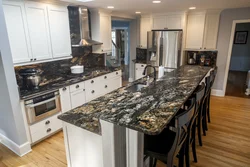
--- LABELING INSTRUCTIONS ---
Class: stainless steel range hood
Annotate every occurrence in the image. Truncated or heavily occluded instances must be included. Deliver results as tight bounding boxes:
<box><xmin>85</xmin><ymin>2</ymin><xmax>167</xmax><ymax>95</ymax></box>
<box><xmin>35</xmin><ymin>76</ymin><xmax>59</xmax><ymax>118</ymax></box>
<box><xmin>71</xmin><ymin>7</ymin><xmax>103</xmax><ymax>47</ymax></box>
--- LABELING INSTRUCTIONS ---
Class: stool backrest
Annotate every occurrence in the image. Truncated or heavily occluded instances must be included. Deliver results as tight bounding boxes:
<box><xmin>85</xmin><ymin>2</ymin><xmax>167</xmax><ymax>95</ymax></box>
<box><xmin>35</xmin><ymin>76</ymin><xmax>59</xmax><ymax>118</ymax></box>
<box><xmin>169</xmin><ymin>98</ymin><xmax>195</xmax><ymax>158</ymax></box>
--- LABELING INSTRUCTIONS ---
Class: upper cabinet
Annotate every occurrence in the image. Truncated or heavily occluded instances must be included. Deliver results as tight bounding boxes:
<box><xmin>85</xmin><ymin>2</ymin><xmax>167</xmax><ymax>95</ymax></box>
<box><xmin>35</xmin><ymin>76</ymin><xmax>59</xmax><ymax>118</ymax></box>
<box><xmin>139</xmin><ymin>16</ymin><xmax>151</xmax><ymax>48</ymax></box>
<box><xmin>47</xmin><ymin>5</ymin><xmax>72</xmax><ymax>58</ymax></box>
<box><xmin>3</xmin><ymin>1</ymin><xmax>72</xmax><ymax>65</ymax></box>
<box><xmin>185</xmin><ymin>10</ymin><xmax>221</xmax><ymax>50</ymax></box>
<box><xmin>91</xmin><ymin>10</ymin><xmax>112</xmax><ymax>53</ymax></box>
<box><xmin>25</xmin><ymin>2</ymin><xmax>52</xmax><ymax>61</ymax></box>
<box><xmin>3</xmin><ymin>1</ymin><xmax>32</xmax><ymax>64</ymax></box>
<box><xmin>152</xmin><ymin>14</ymin><xmax>184</xmax><ymax>30</ymax></box>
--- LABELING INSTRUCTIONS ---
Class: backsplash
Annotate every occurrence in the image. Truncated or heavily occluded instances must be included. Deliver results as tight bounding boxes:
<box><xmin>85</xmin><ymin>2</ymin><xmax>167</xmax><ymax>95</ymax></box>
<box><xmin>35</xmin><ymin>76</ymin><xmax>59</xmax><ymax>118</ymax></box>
<box><xmin>15</xmin><ymin>47</ymin><xmax>105</xmax><ymax>88</ymax></box>
<box><xmin>186</xmin><ymin>51</ymin><xmax>218</xmax><ymax>66</ymax></box>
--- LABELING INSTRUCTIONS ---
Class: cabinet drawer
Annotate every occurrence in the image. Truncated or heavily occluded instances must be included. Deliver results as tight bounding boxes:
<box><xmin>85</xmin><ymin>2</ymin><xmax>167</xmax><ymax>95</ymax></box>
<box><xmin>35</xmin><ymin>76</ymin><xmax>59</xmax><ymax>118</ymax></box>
<box><xmin>29</xmin><ymin>113</ymin><xmax>62</xmax><ymax>143</ymax></box>
<box><xmin>69</xmin><ymin>81</ymin><xmax>85</xmax><ymax>93</ymax></box>
<box><xmin>85</xmin><ymin>77</ymin><xmax>100</xmax><ymax>88</ymax></box>
<box><xmin>103</xmin><ymin>77</ymin><xmax>122</xmax><ymax>94</ymax></box>
<box><xmin>136</xmin><ymin>63</ymin><xmax>146</xmax><ymax>69</ymax></box>
<box><xmin>100</xmin><ymin>70</ymin><xmax>122</xmax><ymax>81</ymax></box>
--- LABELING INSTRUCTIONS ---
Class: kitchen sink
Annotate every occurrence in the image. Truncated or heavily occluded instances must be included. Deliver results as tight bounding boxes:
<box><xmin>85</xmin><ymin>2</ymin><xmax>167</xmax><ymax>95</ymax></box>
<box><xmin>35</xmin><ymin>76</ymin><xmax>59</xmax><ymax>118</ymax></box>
<box><xmin>125</xmin><ymin>83</ymin><xmax>148</xmax><ymax>92</ymax></box>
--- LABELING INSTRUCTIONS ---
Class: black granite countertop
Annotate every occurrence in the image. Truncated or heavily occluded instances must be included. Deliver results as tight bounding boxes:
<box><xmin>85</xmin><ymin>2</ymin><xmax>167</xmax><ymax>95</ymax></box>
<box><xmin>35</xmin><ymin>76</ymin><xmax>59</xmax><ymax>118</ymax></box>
<box><xmin>58</xmin><ymin>65</ymin><xmax>212</xmax><ymax>135</ymax></box>
<box><xmin>20</xmin><ymin>66</ymin><xmax>121</xmax><ymax>100</ymax></box>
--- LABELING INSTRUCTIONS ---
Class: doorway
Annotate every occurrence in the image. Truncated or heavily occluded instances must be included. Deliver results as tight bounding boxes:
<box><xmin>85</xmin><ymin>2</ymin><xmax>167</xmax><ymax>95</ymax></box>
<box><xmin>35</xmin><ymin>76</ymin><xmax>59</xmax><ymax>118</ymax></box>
<box><xmin>225</xmin><ymin>22</ymin><xmax>250</xmax><ymax>98</ymax></box>
<box><xmin>109</xmin><ymin>20</ymin><xmax>130</xmax><ymax>86</ymax></box>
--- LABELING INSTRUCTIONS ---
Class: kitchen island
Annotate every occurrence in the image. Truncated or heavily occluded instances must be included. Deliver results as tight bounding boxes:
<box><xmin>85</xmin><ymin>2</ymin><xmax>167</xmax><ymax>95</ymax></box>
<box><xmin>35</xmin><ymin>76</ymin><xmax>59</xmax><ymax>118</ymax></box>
<box><xmin>58</xmin><ymin>65</ymin><xmax>212</xmax><ymax>167</ymax></box>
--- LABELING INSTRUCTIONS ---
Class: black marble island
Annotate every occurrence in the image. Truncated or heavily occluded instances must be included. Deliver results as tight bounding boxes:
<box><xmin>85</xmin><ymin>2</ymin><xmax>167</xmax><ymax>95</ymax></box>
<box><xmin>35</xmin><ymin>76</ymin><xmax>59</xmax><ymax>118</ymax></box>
<box><xmin>58</xmin><ymin>65</ymin><xmax>212</xmax><ymax>135</ymax></box>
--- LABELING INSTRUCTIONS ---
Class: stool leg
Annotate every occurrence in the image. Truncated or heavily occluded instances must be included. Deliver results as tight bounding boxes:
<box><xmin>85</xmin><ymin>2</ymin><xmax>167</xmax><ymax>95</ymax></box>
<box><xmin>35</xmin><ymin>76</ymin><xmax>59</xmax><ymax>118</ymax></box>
<box><xmin>197</xmin><ymin>115</ymin><xmax>203</xmax><ymax>146</ymax></box>
<box><xmin>207</xmin><ymin>92</ymin><xmax>211</xmax><ymax>123</ymax></box>
<box><xmin>192</xmin><ymin>125</ymin><xmax>198</xmax><ymax>162</ymax></box>
<box><xmin>179</xmin><ymin>145</ymin><xmax>185</xmax><ymax>167</ymax></box>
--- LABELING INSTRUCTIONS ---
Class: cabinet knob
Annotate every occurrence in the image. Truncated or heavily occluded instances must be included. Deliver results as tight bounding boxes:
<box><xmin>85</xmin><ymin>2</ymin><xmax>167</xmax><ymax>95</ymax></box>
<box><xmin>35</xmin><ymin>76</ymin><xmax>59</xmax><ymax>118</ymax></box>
<box><xmin>200</xmin><ymin>47</ymin><xmax>202</xmax><ymax>49</ymax></box>
<box><xmin>105</xmin><ymin>85</ymin><xmax>108</xmax><ymax>88</ymax></box>
<box><xmin>45</xmin><ymin>120</ymin><xmax>50</xmax><ymax>125</ymax></box>
<box><xmin>76</xmin><ymin>85</ymin><xmax>79</xmax><ymax>88</ymax></box>
<box><xmin>47</xmin><ymin>128</ymin><xmax>52</xmax><ymax>133</ymax></box>
<box><xmin>63</xmin><ymin>87</ymin><xmax>67</xmax><ymax>91</ymax></box>
<box><xmin>116</xmin><ymin>72</ymin><xmax>118</xmax><ymax>75</ymax></box>
<box><xmin>141</xmin><ymin>65</ymin><xmax>144</xmax><ymax>67</ymax></box>
<box><xmin>34</xmin><ymin>58</ymin><xmax>37</xmax><ymax>61</ymax></box>
<box><xmin>83</xmin><ymin>89</ymin><xmax>85</xmax><ymax>91</ymax></box>
<box><xmin>91</xmin><ymin>80</ymin><xmax>94</xmax><ymax>84</ymax></box>
<box><xmin>104</xmin><ymin>76</ymin><xmax>107</xmax><ymax>79</ymax></box>
<box><xmin>204</xmin><ymin>47</ymin><xmax>206</xmax><ymax>49</ymax></box>
<box><xmin>91</xmin><ymin>90</ymin><xmax>95</xmax><ymax>94</ymax></box>
<box><xmin>30</xmin><ymin>59</ymin><xmax>33</xmax><ymax>61</ymax></box>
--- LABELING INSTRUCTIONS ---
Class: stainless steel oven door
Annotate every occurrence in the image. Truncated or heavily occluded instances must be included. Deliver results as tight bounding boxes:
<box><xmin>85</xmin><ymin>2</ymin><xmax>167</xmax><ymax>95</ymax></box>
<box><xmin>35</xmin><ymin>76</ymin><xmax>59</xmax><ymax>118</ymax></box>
<box><xmin>25</xmin><ymin>96</ymin><xmax>61</xmax><ymax>124</ymax></box>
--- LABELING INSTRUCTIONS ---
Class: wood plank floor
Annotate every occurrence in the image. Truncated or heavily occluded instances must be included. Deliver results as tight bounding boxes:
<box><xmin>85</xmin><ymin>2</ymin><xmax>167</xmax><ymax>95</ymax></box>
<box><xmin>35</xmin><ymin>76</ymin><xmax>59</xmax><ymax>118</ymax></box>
<box><xmin>1</xmin><ymin>96</ymin><xmax>250</xmax><ymax>167</ymax></box>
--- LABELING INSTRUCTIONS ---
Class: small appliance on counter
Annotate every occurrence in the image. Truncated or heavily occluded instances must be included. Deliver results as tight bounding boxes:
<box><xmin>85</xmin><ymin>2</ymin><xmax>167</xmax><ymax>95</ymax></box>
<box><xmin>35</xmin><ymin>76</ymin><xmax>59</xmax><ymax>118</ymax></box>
<box><xmin>19</xmin><ymin>68</ymin><xmax>41</xmax><ymax>90</ymax></box>
<box><xmin>187</xmin><ymin>52</ymin><xmax>197</xmax><ymax>65</ymax></box>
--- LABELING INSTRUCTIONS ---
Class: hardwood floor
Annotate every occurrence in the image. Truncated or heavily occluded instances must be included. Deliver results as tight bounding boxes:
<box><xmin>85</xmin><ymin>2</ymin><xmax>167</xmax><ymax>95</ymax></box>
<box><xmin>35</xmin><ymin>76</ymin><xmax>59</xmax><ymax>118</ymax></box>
<box><xmin>1</xmin><ymin>96</ymin><xmax>250</xmax><ymax>167</ymax></box>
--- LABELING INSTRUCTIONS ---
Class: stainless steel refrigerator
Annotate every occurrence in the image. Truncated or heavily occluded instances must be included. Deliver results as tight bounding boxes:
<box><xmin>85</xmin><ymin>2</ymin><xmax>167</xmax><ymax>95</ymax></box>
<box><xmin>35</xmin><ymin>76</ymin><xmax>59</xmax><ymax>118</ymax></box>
<box><xmin>147</xmin><ymin>30</ymin><xmax>183</xmax><ymax>69</ymax></box>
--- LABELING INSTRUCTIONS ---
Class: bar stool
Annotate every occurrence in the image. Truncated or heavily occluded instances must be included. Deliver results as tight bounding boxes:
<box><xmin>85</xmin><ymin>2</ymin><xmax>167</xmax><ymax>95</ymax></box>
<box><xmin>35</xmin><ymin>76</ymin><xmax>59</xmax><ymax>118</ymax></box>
<box><xmin>144</xmin><ymin>98</ymin><xmax>195</xmax><ymax>167</ymax></box>
<box><xmin>185</xmin><ymin>83</ymin><xmax>206</xmax><ymax>167</ymax></box>
<box><xmin>207</xmin><ymin>67</ymin><xmax>217</xmax><ymax>123</ymax></box>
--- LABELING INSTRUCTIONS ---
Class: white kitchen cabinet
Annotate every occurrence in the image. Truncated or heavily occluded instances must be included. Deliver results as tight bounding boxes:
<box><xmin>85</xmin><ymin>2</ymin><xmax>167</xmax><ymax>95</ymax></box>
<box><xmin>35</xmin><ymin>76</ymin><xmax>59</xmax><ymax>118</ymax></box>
<box><xmin>185</xmin><ymin>11</ymin><xmax>221</xmax><ymax>50</ymax></box>
<box><xmin>152</xmin><ymin>14</ymin><xmax>183</xmax><ymax>30</ymax></box>
<box><xmin>185</xmin><ymin>13</ymin><xmax>206</xmax><ymax>50</ymax></box>
<box><xmin>47</xmin><ymin>4</ymin><xmax>72</xmax><ymax>58</ymax></box>
<box><xmin>203</xmin><ymin>11</ymin><xmax>220</xmax><ymax>50</ymax></box>
<box><xmin>25</xmin><ymin>2</ymin><xmax>52</xmax><ymax>61</ymax></box>
<box><xmin>135</xmin><ymin>63</ymin><xmax>146</xmax><ymax>80</ymax></box>
<box><xmin>59</xmin><ymin>86</ymin><xmax>72</xmax><ymax>113</ymax></box>
<box><xmin>2</xmin><ymin>1</ymin><xmax>32</xmax><ymax>64</ymax></box>
<box><xmin>91</xmin><ymin>10</ymin><xmax>112</xmax><ymax>53</ymax></box>
<box><xmin>71</xmin><ymin>89</ymin><xmax>86</xmax><ymax>109</ymax></box>
<box><xmin>140</xmin><ymin>16</ymin><xmax>151</xmax><ymax>48</ymax></box>
<box><xmin>85</xmin><ymin>77</ymin><xmax>102</xmax><ymax>102</ymax></box>
<box><xmin>3</xmin><ymin>1</ymin><xmax>72</xmax><ymax>65</ymax></box>
<box><xmin>152</xmin><ymin>16</ymin><xmax>167</xmax><ymax>30</ymax></box>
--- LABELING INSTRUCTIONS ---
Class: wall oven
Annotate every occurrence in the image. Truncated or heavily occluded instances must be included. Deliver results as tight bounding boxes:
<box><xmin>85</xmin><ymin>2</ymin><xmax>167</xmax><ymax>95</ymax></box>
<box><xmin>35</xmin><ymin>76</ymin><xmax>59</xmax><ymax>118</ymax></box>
<box><xmin>25</xmin><ymin>91</ymin><xmax>61</xmax><ymax>124</ymax></box>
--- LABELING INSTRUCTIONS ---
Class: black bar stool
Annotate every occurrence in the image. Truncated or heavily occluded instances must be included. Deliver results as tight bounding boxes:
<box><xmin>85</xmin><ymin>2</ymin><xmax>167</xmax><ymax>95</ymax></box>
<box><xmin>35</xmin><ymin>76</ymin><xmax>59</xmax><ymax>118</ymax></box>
<box><xmin>207</xmin><ymin>67</ymin><xmax>217</xmax><ymax>123</ymax></box>
<box><xmin>185</xmin><ymin>83</ymin><xmax>206</xmax><ymax>167</ymax></box>
<box><xmin>144</xmin><ymin>98</ymin><xmax>195</xmax><ymax>167</ymax></box>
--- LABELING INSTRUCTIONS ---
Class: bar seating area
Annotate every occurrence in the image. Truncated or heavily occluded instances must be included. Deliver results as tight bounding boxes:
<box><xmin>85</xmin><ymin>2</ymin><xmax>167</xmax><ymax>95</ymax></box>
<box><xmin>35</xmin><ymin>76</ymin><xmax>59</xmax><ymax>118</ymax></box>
<box><xmin>144</xmin><ymin>68</ymin><xmax>217</xmax><ymax>167</ymax></box>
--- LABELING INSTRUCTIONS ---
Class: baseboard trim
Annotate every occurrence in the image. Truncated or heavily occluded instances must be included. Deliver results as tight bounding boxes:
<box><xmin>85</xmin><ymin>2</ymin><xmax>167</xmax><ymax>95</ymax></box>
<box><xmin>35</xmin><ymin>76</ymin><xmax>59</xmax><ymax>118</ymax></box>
<box><xmin>211</xmin><ymin>89</ymin><xmax>225</xmax><ymax>97</ymax></box>
<box><xmin>0</xmin><ymin>133</ymin><xmax>31</xmax><ymax>157</ymax></box>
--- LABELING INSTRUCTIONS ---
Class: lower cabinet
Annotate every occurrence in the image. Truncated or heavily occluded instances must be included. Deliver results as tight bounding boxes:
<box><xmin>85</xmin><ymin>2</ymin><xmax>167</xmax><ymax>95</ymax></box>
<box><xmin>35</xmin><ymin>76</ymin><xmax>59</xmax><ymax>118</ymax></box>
<box><xmin>29</xmin><ymin>112</ymin><xmax>62</xmax><ymax>144</ymax></box>
<box><xmin>59</xmin><ymin>70</ymin><xmax>122</xmax><ymax>113</ymax></box>
<box><xmin>71</xmin><ymin>89</ymin><xmax>86</xmax><ymax>109</ymax></box>
<box><xmin>135</xmin><ymin>63</ymin><xmax>146</xmax><ymax>80</ymax></box>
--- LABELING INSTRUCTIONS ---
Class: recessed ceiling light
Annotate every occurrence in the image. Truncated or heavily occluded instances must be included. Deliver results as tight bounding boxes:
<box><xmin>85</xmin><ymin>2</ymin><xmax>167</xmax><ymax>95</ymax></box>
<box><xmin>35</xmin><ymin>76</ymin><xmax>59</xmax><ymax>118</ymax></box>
<box><xmin>152</xmin><ymin>1</ymin><xmax>161</xmax><ymax>3</ymax></box>
<box><xmin>189</xmin><ymin>7</ymin><xmax>196</xmax><ymax>10</ymax></box>
<box><xmin>135</xmin><ymin>11</ymin><xmax>141</xmax><ymax>14</ymax></box>
<box><xmin>107</xmin><ymin>6</ymin><xmax>114</xmax><ymax>9</ymax></box>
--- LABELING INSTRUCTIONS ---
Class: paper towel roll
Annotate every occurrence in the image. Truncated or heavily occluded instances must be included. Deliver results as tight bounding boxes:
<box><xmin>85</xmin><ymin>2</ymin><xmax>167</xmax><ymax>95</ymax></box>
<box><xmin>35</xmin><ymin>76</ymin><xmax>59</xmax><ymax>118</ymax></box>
<box><xmin>158</xmin><ymin>66</ymin><xmax>164</xmax><ymax>79</ymax></box>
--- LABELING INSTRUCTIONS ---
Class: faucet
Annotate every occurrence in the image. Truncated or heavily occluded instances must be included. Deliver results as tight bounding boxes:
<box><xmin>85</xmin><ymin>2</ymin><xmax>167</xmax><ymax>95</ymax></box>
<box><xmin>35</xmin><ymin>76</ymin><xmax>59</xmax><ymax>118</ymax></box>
<box><xmin>142</xmin><ymin>65</ymin><xmax>157</xmax><ymax>81</ymax></box>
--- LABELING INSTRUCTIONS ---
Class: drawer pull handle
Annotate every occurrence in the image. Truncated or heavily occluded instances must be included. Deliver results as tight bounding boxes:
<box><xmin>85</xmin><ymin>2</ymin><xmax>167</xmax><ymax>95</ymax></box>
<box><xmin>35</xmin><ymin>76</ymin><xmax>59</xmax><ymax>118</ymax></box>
<box><xmin>104</xmin><ymin>76</ymin><xmax>107</xmax><ymax>79</ymax></box>
<box><xmin>45</xmin><ymin>120</ymin><xmax>50</xmax><ymax>125</ymax></box>
<box><xmin>76</xmin><ymin>85</ymin><xmax>79</xmax><ymax>88</ymax></box>
<box><xmin>105</xmin><ymin>85</ymin><xmax>108</xmax><ymax>88</ymax></box>
<box><xmin>63</xmin><ymin>87</ymin><xmax>67</xmax><ymax>91</ymax></box>
<box><xmin>47</xmin><ymin>128</ymin><xmax>51</xmax><ymax>133</ymax></box>
<box><xmin>91</xmin><ymin>80</ymin><xmax>94</xmax><ymax>83</ymax></box>
<box><xmin>91</xmin><ymin>90</ymin><xmax>95</xmax><ymax>94</ymax></box>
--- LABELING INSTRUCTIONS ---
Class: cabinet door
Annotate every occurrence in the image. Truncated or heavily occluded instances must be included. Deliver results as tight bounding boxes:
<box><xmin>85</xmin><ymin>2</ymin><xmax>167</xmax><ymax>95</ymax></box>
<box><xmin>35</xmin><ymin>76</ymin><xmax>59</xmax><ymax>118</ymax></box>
<box><xmin>47</xmin><ymin>5</ymin><xmax>72</xmax><ymax>58</ymax></box>
<box><xmin>100</xmin><ymin>14</ymin><xmax>112</xmax><ymax>51</ymax></box>
<box><xmin>59</xmin><ymin>87</ymin><xmax>72</xmax><ymax>113</ymax></box>
<box><xmin>140</xmin><ymin>17</ymin><xmax>151</xmax><ymax>48</ymax></box>
<box><xmin>70</xmin><ymin>90</ymin><xmax>86</xmax><ymax>109</ymax></box>
<box><xmin>3</xmin><ymin>1</ymin><xmax>32</xmax><ymax>64</ymax></box>
<box><xmin>152</xmin><ymin>16</ymin><xmax>167</xmax><ymax>30</ymax></box>
<box><xmin>185</xmin><ymin>13</ymin><xmax>206</xmax><ymax>49</ymax></box>
<box><xmin>25</xmin><ymin>2</ymin><xmax>52</xmax><ymax>61</ymax></box>
<box><xmin>135</xmin><ymin>69</ymin><xmax>145</xmax><ymax>80</ymax></box>
<box><xmin>166</xmin><ymin>15</ymin><xmax>182</xmax><ymax>29</ymax></box>
<box><xmin>203</xmin><ymin>13</ymin><xmax>220</xmax><ymax>50</ymax></box>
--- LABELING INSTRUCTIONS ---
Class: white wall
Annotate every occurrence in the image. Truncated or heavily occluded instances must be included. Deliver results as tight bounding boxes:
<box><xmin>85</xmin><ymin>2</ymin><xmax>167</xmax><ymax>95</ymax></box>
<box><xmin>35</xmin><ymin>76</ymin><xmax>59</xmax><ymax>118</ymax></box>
<box><xmin>214</xmin><ymin>7</ymin><xmax>250</xmax><ymax>90</ymax></box>
<box><xmin>0</xmin><ymin>0</ymin><xmax>31</xmax><ymax>156</ymax></box>
<box><xmin>230</xmin><ymin>23</ymin><xmax>250</xmax><ymax>72</ymax></box>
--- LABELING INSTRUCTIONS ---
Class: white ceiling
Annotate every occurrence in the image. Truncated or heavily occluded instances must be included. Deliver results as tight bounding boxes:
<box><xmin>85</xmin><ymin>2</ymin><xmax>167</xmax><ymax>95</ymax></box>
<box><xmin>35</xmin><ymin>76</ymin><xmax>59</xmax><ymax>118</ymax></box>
<box><xmin>61</xmin><ymin>0</ymin><xmax>250</xmax><ymax>15</ymax></box>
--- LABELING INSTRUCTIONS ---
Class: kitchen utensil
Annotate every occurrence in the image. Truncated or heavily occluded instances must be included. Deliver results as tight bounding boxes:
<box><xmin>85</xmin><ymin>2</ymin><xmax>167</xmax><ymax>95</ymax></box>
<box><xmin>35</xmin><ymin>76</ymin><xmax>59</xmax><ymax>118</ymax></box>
<box><xmin>71</xmin><ymin>65</ymin><xmax>84</xmax><ymax>74</ymax></box>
